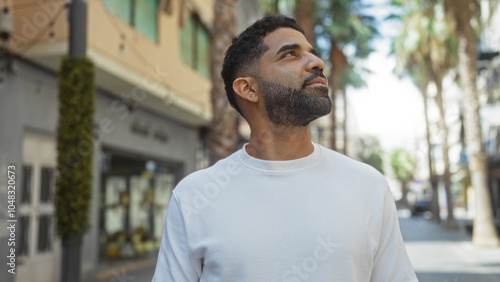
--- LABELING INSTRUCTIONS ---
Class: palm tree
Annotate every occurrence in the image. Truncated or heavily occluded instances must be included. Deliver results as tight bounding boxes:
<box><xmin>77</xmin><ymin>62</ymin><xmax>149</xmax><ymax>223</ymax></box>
<box><xmin>391</xmin><ymin>17</ymin><xmax>438</xmax><ymax>217</ymax></box>
<box><xmin>395</xmin><ymin>66</ymin><xmax>440</xmax><ymax>220</ymax></box>
<box><xmin>340</xmin><ymin>65</ymin><xmax>369</xmax><ymax>156</ymax></box>
<box><xmin>316</xmin><ymin>0</ymin><xmax>377</xmax><ymax>151</ymax></box>
<box><xmin>392</xmin><ymin>0</ymin><xmax>457</xmax><ymax>227</ymax></box>
<box><xmin>420</xmin><ymin>79</ymin><xmax>440</xmax><ymax>221</ymax></box>
<box><xmin>442</xmin><ymin>0</ymin><xmax>500</xmax><ymax>247</ymax></box>
<box><xmin>209</xmin><ymin>0</ymin><xmax>239</xmax><ymax>164</ymax></box>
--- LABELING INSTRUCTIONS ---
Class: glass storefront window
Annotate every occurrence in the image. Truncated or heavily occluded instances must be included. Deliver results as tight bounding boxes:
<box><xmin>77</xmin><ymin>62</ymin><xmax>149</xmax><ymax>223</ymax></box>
<box><xmin>104</xmin><ymin>177</ymin><xmax>126</xmax><ymax>235</ymax></box>
<box><xmin>100</xmin><ymin>151</ymin><xmax>179</xmax><ymax>260</ymax></box>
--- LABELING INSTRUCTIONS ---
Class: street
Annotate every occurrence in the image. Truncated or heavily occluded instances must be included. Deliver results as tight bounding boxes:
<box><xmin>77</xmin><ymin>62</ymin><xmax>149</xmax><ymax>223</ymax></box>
<box><xmin>399</xmin><ymin>210</ymin><xmax>500</xmax><ymax>282</ymax></box>
<box><xmin>98</xmin><ymin>210</ymin><xmax>500</xmax><ymax>282</ymax></box>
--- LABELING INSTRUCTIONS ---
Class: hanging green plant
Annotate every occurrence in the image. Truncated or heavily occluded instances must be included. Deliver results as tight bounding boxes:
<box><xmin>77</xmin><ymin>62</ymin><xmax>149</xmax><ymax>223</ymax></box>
<box><xmin>55</xmin><ymin>56</ymin><xmax>96</xmax><ymax>240</ymax></box>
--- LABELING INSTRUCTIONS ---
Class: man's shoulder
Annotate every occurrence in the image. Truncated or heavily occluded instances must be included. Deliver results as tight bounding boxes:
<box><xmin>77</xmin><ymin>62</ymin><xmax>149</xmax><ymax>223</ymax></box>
<box><xmin>318</xmin><ymin>144</ymin><xmax>387</xmax><ymax>184</ymax></box>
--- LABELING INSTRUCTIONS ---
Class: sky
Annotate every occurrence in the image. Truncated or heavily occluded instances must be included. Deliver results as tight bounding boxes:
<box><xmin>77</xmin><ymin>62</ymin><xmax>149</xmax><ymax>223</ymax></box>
<box><xmin>346</xmin><ymin>0</ymin><xmax>427</xmax><ymax>152</ymax></box>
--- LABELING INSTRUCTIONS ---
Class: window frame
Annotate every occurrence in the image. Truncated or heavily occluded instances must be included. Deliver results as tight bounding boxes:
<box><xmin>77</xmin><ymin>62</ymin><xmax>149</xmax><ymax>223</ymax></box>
<box><xmin>180</xmin><ymin>13</ymin><xmax>211</xmax><ymax>78</ymax></box>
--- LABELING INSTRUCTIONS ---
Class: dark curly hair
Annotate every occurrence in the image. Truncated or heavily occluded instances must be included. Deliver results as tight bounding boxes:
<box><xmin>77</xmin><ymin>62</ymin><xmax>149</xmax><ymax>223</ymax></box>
<box><xmin>221</xmin><ymin>15</ymin><xmax>304</xmax><ymax>116</ymax></box>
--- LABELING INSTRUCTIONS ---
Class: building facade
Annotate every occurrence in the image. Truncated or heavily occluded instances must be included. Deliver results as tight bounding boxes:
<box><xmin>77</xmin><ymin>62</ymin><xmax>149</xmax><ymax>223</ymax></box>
<box><xmin>0</xmin><ymin>0</ymin><xmax>215</xmax><ymax>281</ymax></box>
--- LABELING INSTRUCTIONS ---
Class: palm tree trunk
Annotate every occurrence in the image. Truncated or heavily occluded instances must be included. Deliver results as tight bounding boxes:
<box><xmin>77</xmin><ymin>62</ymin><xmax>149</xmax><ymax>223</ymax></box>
<box><xmin>329</xmin><ymin>84</ymin><xmax>337</xmax><ymax>151</ymax></box>
<box><xmin>295</xmin><ymin>0</ymin><xmax>315</xmax><ymax>44</ymax></box>
<box><xmin>329</xmin><ymin>44</ymin><xmax>338</xmax><ymax>151</ymax></box>
<box><xmin>435</xmin><ymin>79</ymin><xmax>458</xmax><ymax>229</ymax></box>
<box><xmin>458</xmin><ymin>33</ymin><xmax>499</xmax><ymax>246</ymax></box>
<box><xmin>328</xmin><ymin>40</ymin><xmax>348</xmax><ymax>151</ymax></box>
<box><xmin>401</xmin><ymin>180</ymin><xmax>409</xmax><ymax>208</ymax></box>
<box><xmin>342</xmin><ymin>86</ymin><xmax>348</xmax><ymax>156</ymax></box>
<box><xmin>420</xmin><ymin>82</ymin><xmax>440</xmax><ymax>222</ymax></box>
<box><xmin>444</xmin><ymin>0</ymin><xmax>499</xmax><ymax>247</ymax></box>
<box><xmin>209</xmin><ymin>0</ymin><xmax>239</xmax><ymax>164</ymax></box>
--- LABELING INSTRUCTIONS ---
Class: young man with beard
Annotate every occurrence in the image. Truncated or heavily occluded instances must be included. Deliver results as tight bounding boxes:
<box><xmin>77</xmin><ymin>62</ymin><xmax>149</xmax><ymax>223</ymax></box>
<box><xmin>152</xmin><ymin>15</ymin><xmax>417</xmax><ymax>282</ymax></box>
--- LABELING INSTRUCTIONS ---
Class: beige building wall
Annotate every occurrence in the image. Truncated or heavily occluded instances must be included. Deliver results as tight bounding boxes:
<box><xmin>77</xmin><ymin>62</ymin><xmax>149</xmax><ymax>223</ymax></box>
<box><xmin>11</xmin><ymin>0</ymin><xmax>214</xmax><ymax>125</ymax></box>
<box><xmin>4</xmin><ymin>1</ymin><xmax>216</xmax><ymax>280</ymax></box>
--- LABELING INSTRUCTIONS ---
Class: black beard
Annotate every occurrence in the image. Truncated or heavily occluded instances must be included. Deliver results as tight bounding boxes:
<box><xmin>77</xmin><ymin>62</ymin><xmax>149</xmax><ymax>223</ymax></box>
<box><xmin>258</xmin><ymin>77</ymin><xmax>332</xmax><ymax>127</ymax></box>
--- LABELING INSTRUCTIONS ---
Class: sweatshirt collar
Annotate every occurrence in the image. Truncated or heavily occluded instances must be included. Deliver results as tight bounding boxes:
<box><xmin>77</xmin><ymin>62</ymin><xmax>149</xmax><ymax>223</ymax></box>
<box><xmin>238</xmin><ymin>142</ymin><xmax>322</xmax><ymax>173</ymax></box>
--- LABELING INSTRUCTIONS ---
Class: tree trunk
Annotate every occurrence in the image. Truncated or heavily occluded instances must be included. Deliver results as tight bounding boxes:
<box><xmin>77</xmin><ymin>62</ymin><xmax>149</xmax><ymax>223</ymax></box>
<box><xmin>458</xmin><ymin>33</ymin><xmax>499</xmax><ymax>246</ymax></box>
<box><xmin>329</xmin><ymin>46</ymin><xmax>338</xmax><ymax>151</ymax></box>
<box><xmin>209</xmin><ymin>0</ymin><xmax>239</xmax><ymax>164</ymax></box>
<box><xmin>420</xmin><ymin>82</ymin><xmax>440</xmax><ymax>222</ymax></box>
<box><xmin>328</xmin><ymin>40</ymin><xmax>348</xmax><ymax>151</ymax></box>
<box><xmin>401</xmin><ymin>180</ymin><xmax>409</xmax><ymax>208</ymax></box>
<box><xmin>435</xmin><ymin>79</ymin><xmax>458</xmax><ymax>229</ymax></box>
<box><xmin>295</xmin><ymin>0</ymin><xmax>315</xmax><ymax>45</ymax></box>
<box><xmin>444</xmin><ymin>0</ymin><xmax>499</xmax><ymax>247</ymax></box>
<box><xmin>342</xmin><ymin>87</ymin><xmax>348</xmax><ymax>156</ymax></box>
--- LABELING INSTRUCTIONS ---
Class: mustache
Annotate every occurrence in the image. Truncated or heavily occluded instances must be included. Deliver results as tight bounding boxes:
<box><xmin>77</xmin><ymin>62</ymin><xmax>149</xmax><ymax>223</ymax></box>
<box><xmin>302</xmin><ymin>70</ymin><xmax>327</xmax><ymax>88</ymax></box>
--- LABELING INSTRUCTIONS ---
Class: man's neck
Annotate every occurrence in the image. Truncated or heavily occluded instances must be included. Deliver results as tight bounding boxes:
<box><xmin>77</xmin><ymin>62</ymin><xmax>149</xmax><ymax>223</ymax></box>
<box><xmin>245</xmin><ymin>125</ymin><xmax>313</xmax><ymax>161</ymax></box>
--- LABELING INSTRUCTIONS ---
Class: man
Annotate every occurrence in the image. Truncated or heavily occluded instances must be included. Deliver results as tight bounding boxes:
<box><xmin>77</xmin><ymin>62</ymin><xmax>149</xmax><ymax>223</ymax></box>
<box><xmin>152</xmin><ymin>15</ymin><xmax>417</xmax><ymax>281</ymax></box>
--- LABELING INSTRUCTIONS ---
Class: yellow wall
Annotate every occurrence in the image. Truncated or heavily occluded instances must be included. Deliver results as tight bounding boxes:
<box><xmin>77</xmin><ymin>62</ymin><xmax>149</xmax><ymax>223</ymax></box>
<box><xmin>11</xmin><ymin>0</ymin><xmax>214</xmax><ymax>118</ymax></box>
<box><xmin>11</xmin><ymin>0</ymin><xmax>68</xmax><ymax>47</ymax></box>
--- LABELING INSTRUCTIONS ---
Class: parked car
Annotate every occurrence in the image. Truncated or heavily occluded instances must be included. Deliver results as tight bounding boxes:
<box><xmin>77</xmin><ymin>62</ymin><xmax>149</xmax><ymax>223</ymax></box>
<box><xmin>408</xmin><ymin>188</ymin><xmax>432</xmax><ymax>216</ymax></box>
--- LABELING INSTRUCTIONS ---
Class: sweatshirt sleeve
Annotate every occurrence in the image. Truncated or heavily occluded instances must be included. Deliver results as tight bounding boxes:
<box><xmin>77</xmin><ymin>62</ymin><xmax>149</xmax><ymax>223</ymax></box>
<box><xmin>370</xmin><ymin>187</ymin><xmax>418</xmax><ymax>282</ymax></box>
<box><xmin>152</xmin><ymin>192</ymin><xmax>202</xmax><ymax>282</ymax></box>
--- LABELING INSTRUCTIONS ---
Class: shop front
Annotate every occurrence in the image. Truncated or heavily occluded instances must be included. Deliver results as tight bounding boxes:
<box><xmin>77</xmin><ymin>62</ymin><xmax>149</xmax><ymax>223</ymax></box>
<box><xmin>98</xmin><ymin>149</ymin><xmax>182</xmax><ymax>260</ymax></box>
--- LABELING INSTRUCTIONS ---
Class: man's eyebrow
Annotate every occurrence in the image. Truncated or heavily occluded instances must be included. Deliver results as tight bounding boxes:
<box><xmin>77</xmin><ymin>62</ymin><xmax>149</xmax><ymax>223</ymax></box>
<box><xmin>275</xmin><ymin>43</ymin><xmax>300</xmax><ymax>57</ymax></box>
<box><xmin>274</xmin><ymin>43</ymin><xmax>320</xmax><ymax>58</ymax></box>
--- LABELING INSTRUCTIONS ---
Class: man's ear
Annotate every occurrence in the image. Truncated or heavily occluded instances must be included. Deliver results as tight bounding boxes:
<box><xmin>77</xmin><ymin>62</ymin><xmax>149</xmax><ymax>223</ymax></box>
<box><xmin>233</xmin><ymin>77</ymin><xmax>259</xmax><ymax>103</ymax></box>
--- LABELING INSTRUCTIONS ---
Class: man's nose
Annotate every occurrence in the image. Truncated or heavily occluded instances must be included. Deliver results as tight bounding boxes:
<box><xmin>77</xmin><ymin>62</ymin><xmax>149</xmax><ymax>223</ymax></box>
<box><xmin>305</xmin><ymin>53</ymin><xmax>325</xmax><ymax>72</ymax></box>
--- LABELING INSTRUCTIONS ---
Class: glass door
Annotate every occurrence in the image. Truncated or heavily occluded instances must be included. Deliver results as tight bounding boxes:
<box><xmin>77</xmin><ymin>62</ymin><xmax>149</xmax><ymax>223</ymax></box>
<box><xmin>18</xmin><ymin>133</ymin><xmax>60</xmax><ymax>282</ymax></box>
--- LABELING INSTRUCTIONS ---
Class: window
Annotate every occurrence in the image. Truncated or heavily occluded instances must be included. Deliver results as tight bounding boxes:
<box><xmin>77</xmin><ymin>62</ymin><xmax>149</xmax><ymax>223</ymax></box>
<box><xmin>21</xmin><ymin>165</ymin><xmax>32</xmax><ymax>204</ymax></box>
<box><xmin>37</xmin><ymin>216</ymin><xmax>52</xmax><ymax>252</ymax></box>
<box><xmin>103</xmin><ymin>0</ymin><xmax>158</xmax><ymax>42</ymax></box>
<box><xmin>40</xmin><ymin>167</ymin><xmax>54</xmax><ymax>203</ymax></box>
<box><xmin>18</xmin><ymin>216</ymin><xmax>29</xmax><ymax>256</ymax></box>
<box><xmin>180</xmin><ymin>14</ymin><xmax>210</xmax><ymax>78</ymax></box>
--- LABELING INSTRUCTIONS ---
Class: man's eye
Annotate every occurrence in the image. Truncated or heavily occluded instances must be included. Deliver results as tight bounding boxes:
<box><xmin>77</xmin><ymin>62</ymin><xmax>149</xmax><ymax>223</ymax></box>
<box><xmin>282</xmin><ymin>51</ymin><xmax>295</xmax><ymax>58</ymax></box>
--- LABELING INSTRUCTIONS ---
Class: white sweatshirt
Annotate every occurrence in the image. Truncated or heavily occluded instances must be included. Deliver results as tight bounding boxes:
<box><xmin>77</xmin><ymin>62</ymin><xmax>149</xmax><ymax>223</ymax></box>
<box><xmin>152</xmin><ymin>143</ymin><xmax>418</xmax><ymax>282</ymax></box>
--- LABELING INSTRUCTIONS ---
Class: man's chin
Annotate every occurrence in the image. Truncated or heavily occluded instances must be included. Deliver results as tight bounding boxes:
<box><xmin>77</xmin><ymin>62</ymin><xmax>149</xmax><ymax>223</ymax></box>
<box><xmin>304</xmin><ymin>86</ymin><xmax>329</xmax><ymax>96</ymax></box>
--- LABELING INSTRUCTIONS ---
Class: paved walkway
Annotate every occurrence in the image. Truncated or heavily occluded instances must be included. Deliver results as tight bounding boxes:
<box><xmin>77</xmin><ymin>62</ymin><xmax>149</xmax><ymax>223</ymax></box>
<box><xmin>94</xmin><ymin>210</ymin><xmax>500</xmax><ymax>282</ymax></box>
<box><xmin>399</xmin><ymin>209</ymin><xmax>500</xmax><ymax>282</ymax></box>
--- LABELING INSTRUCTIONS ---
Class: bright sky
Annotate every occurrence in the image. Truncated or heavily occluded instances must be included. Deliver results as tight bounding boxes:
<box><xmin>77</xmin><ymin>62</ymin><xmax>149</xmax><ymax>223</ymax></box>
<box><xmin>347</xmin><ymin>0</ymin><xmax>426</xmax><ymax>152</ymax></box>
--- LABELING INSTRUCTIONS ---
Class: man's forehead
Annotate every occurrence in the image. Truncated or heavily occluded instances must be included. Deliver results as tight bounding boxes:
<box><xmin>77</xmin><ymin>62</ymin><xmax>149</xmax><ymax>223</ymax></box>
<box><xmin>262</xmin><ymin>27</ymin><xmax>310</xmax><ymax>54</ymax></box>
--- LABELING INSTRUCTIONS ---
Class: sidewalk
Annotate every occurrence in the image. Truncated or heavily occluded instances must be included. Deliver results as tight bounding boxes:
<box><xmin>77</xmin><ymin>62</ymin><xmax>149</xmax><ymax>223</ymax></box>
<box><xmin>398</xmin><ymin>209</ymin><xmax>500</xmax><ymax>282</ymax></box>
<box><xmin>96</xmin><ymin>210</ymin><xmax>500</xmax><ymax>282</ymax></box>
<box><xmin>82</xmin><ymin>255</ymin><xmax>156</xmax><ymax>282</ymax></box>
